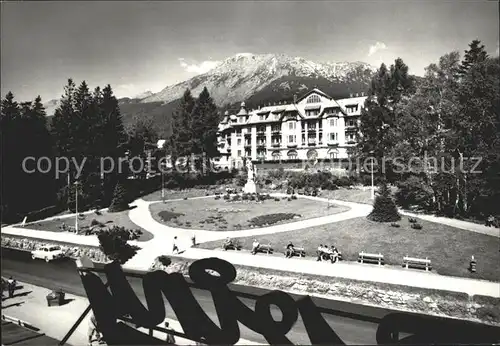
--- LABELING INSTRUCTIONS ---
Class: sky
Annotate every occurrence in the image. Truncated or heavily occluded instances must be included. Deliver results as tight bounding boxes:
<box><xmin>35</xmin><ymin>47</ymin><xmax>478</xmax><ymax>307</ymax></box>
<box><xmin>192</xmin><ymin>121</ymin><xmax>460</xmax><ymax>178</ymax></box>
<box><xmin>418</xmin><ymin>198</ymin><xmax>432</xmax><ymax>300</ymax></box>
<box><xmin>1</xmin><ymin>0</ymin><xmax>499</xmax><ymax>102</ymax></box>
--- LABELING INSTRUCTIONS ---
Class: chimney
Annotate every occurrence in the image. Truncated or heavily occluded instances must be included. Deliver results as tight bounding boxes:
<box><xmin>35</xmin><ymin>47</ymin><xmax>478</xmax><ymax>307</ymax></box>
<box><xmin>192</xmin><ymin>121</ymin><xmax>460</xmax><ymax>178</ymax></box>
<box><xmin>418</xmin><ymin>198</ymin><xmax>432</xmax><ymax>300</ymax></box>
<box><xmin>349</xmin><ymin>93</ymin><xmax>353</xmax><ymax>98</ymax></box>
<box><xmin>355</xmin><ymin>93</ymin><xmax>359</xmax><ymax>97</ymax></box>
<box><xmin>361</xmin><ymin>92</ymin><xmax>365</xmax><ymax>96</ymax></box>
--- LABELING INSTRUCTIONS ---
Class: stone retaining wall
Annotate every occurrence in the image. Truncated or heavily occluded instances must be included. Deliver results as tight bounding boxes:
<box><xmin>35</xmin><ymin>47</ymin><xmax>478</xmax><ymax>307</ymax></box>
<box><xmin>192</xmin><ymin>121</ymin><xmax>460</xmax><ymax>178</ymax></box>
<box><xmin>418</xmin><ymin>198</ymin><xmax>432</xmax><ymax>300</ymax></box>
<box><xmin>151</xmin><ymin>256</ymin><xmax>500</xmax><ymax>326</ymax></box>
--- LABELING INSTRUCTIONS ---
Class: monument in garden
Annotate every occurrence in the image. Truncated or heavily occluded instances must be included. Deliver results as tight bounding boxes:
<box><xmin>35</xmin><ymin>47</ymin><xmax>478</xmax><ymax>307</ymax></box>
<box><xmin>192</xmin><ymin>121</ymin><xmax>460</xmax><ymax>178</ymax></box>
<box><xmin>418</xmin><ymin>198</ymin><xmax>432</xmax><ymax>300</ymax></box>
<box><xmin>243</xmin><ymin>158</ymin><xmax>258</xmax><ymax>194</ymax></box>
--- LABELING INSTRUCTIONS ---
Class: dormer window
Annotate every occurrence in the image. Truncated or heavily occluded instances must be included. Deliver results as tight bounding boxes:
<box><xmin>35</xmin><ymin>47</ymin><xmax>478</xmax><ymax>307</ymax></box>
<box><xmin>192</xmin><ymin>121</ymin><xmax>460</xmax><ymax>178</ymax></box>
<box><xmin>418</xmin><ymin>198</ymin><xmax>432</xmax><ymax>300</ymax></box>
<box><xmin>259</xmin><ymin>115</ymin><xmax>264</xmax><ymax>121</ymax></box>
<box><xmin>307</xmin><ymin>95</ymin><xmax>321</xmax><ymax>104</ymax></box>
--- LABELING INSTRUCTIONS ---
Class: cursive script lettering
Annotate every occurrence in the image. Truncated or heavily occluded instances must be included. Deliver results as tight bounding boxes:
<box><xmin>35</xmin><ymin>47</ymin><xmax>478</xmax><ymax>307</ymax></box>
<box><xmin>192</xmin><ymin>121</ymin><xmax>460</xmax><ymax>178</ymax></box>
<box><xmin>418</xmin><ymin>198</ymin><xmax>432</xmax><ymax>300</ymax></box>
<box><xmin>78</xmin><ymin>257</ymin><xmax>500</xmax><ymax>345</ymax></box>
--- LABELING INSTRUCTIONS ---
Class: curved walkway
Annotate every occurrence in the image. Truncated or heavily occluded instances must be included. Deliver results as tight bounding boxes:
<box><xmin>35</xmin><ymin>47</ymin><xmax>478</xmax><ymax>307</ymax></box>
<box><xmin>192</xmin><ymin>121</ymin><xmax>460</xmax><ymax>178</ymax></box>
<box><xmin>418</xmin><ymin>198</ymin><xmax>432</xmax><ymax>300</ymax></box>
<box><xmin>124</xmin><ymin>194</ymin><xmax>370</xmax><ymax>269</ymax></box>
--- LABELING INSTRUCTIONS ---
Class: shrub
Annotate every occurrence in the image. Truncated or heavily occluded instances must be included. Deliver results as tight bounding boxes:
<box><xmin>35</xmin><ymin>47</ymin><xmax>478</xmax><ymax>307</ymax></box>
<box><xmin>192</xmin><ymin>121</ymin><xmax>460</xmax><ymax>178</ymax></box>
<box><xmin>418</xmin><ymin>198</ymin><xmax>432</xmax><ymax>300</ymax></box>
<box><xmin>274</xmin><ymin>198</ymin><xmax>280</xmax><ymax>202</ymax></box>
<box><xmin>395</xmin><ymin>176</ymin><xmax>434</xmax><ymax>211</ymax></box>
<box><xmin>91</xmin><ymin>219</ymin><xmax>99</xmax><ymax>226</ymax></box>
<box><xmin>223</xmin><ymin>194</ymin><xmax>230</xmax><ymax>200</ymax></box>
<box><xmin>108</xmin><ymin>182</ymin><xmax>129</xmax><ymax>212</ymax></box>
<box><xmin>242</xmin><ymin>194</ymin><xmax>249</xmax><ymax>201</ymax></box>
<box><xmin>408</xmin><ymin>217</ymin><xmax>417</xmax><ymax>223</ymax></box>
<box><xmin>291</xmin><ymin>195</ymin><xmax>298</xmax><ymax>200</ymax></box>
<box><xmin>287</xmin><ymin>197</ymin><xmax>292</xmax><ymax>202</ymax></box>
<box><xmin>367</xmin><ymin>183</ymin><xmax>401</xmax><ymax>222</ymax></box>
<box><xmin>411</xmin><ymin>223</ymin><xmax>423</xmax><ymax>230</ymax></box>
<box><xmin>390</xmin><ymin>222</ymin><xmax>400</xmax><ymax>228</ymax></box>
<box><xmin>232</xmin><ymin>195</ymin><xmax>241</xmax><ymax>201</ymax></box>
<box><xmin>157</xmin><ymin>255</ymin><xmax>172</xmax><ymax>267</ymax></box>
<box><xmin>97</xmin><ymin>226</ymin><xmax>140</xmax><ymax>264</ymax></box>
<box><xmin>215</xmin><ymin>195</ymin><xmax>221</xmax><ymax>200</ymax></box>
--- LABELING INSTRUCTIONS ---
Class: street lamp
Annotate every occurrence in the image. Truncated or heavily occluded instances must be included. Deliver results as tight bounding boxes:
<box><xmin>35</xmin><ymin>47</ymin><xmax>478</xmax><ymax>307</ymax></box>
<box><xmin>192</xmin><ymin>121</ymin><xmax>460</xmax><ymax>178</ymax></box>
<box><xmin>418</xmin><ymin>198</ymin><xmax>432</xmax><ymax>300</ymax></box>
<box><xmin>74</xmin><ymin>181</ymin><xmax>80</xmax><ymax>233</ymax></box>
<box><xmin>369</xmin><ymin>150</ymin><xmax>375</xmax><ymax>200</ymax></box>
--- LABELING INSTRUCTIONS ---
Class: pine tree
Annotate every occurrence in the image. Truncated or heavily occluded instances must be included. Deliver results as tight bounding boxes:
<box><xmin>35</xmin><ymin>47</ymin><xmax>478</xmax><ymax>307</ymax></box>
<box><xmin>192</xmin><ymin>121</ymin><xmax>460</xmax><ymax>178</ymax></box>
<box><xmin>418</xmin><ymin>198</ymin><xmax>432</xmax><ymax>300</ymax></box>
<box><xmin>191</xmin><ymin>87</ymin><xmax>220</xmax><ymax>173</ymax></box>
<box><xmin>109</xmin><ymin>180</ymin><xmax>129</xmax><ymax>212</ymax></box>
<box><xmin>169</xmin><ymin>89</ymin><xmax>195</xmax><ymax>170</ymax></box>
<box><xmin>367</xmin><ymin>183</ymin><xmax>401</xmax><ymax>222</ymax></box>
<box><xmin>458</xmin><ymin>39</ymin><xmax>488</xmax><ymax>76</ymax></box>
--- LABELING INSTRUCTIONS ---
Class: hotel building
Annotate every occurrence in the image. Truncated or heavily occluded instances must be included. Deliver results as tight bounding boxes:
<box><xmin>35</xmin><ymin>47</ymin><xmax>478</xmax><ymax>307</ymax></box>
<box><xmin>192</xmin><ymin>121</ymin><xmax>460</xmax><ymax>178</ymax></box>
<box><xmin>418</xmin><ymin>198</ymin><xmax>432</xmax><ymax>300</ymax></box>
<box><xmin>216</xmin><ymin>88</ymin><xmax>367</xmax><ymax>169</ymax></box>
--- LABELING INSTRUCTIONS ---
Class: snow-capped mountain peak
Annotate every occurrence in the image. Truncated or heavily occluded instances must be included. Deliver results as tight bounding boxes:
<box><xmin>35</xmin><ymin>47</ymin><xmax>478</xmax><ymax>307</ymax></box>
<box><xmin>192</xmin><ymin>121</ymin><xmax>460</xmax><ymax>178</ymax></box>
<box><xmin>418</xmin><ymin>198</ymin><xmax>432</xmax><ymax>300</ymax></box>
<box><xmin>142</xmin><ymin>53</ymin><xmax>375</xmax><ymax>106</ymax></box>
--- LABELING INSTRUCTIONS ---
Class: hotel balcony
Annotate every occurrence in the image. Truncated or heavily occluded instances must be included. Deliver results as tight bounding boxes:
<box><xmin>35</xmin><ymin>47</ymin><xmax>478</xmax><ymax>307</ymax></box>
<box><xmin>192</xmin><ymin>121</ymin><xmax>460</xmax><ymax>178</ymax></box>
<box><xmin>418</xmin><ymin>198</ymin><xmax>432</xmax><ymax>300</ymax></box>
<box><xmin>257</xmin><ymin>142</ymin><xmax>266</xmax><ymax>148</ymax></box>
<box><xmin>271</xmin><ymin>129</ymin><xmax>281</xmax><ymax>134</ymax></box>
<box><xmin>244</xmin><ymin>143</ymin><xmax>252</xmax><ymax>148</ymax></box>
<box><xmin>244</xmin><ymin>132</ymin><xmax>252</xmax><ymax>137</ymax></box>
<box><xmin>345</xmin><ymin>124</ymin><xmax>358</xmax><ymax>131</ymax></box>
<box><xmin>271</xmin><ymin>142</ymin><xmax>281</xmax><ymax>148</ymax></box>
<box><xmin>287</xmin><ymin>143</ymin><xmax>297</xmax><ymax>148</ymax></box>
<box><xmin>257</xmin><ymin>129</ymin><xmax>266</xmax><ymax>135</ymax></box>
<box><xmin>327</xmin><ymin>140</ymin><xmax>339</xmax><ymax>146</ymax></box>
<box><xmin>346</xmin><ymin>140</ymin><xmax>356</xmax><ymax>145</ymax></box>
<box><xmin>307</xmin><ymin>139</ymin><xmax>316</xmax><ymax>146</ymax></box>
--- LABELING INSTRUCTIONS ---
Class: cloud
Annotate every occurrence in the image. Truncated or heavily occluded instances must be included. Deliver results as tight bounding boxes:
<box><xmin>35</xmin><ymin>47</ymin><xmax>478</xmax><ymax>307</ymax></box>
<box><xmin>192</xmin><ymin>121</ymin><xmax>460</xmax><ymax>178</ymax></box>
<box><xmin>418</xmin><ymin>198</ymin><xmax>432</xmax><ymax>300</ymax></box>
<box><xmin>178</xmin><ymin>58</ymin><xmax>221</xmax><ymax>74</ymax></box>
<box><xmin>368</xmin><ymin>41</ymin><xmax>387</xmax><ymax>57</ymax></box>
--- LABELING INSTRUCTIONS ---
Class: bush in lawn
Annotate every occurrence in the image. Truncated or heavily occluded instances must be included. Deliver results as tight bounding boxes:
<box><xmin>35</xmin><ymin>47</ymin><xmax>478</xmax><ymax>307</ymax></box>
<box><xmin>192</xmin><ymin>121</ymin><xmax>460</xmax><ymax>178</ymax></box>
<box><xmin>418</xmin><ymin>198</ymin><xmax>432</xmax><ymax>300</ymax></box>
<box><xmin>411</xmin><ymin>223</ymin><xmax>423</xmax><ymax>230</ymax></box>
<box><xmin>367</xmin><ymin>183</ymin><xmax>401</xmax><ymax>222</ymax></box>
<box><xmin>274</xmin><ymin>197</ymin><xmax>280</xmax><ymax>202</ymax></box>
<box><xmin>215</xmin><ymin>195</ymin><xmax>221</xmax><ymax>200</ymax></box>
<box><xmin>291</xmin><ymin>194</ymin><xmax>298</xmax><ymax>200</ymax></box>
<box><xmin>232</xmin><ymin>195</ymin><xmax>241</xmax><ymax>202</ymax></box>
<box><xmin>223</xmin><ymin>194</ymin><xmax>230</xmax><ymax>200</ymax></box>
<box><xmin>91</xmin><ymin>219</ymin><xmax>99</xmax><ymax>226</ymax></box>
<box><xmin>390</xmin><ymin>222</ymin><xmax>400</xmax><ymax>228</ymax></box>
<box><xmin>287</xmin><ymin>197</ymin><xmax>292</xmax><ymax>202</ymax></box>
<box><xmin>242</xmin><ymin>194</ymin><xmax>249</xmax><ymax>201</ymax></box>
<box><xmin>108</xmin><ymin>182</ymin><xmax>129</xmax><ymax>212</ymax></box>
<box><xmin>408</xmin><ymin>217</ymin><xmax>417</xmax><ymax>223</ymax></box>
<box><xmin>97</xmin><ymin>226</ymin><xmax>140</xmax><ymax>264</ymax></box>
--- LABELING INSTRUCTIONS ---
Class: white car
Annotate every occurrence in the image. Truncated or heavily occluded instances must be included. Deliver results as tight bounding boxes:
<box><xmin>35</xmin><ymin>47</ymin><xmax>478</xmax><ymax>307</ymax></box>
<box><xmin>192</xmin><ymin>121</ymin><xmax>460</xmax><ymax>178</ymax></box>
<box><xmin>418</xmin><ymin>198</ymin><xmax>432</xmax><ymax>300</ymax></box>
<box><xmin>31</xmin><ymin>245</ymin><xmax>66</xmax><ymax>262</ymax></box>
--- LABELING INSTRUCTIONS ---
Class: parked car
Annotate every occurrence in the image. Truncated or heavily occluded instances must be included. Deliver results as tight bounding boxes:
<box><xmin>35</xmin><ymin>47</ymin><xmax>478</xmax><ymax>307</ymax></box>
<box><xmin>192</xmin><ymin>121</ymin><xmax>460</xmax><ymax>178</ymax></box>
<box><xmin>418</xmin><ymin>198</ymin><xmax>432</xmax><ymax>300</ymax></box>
<box><xmin>31</xmin><ymin>245</ymin><xmax>66</xmax><ymax>262</ymax></box>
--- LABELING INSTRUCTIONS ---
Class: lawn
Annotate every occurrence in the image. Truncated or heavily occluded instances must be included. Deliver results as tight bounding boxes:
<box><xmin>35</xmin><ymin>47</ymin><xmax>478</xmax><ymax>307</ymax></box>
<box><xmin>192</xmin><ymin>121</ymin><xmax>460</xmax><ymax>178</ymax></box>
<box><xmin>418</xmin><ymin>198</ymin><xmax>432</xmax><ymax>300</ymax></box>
<box><xmin>22</xmin><ymin>208</ymin><xmax>154</xmax><ymax>242</ymax></box>
<box><xmin>149</xmin><ymin>196</ymin><xmax>349</xmax><ymax>231</ymax></box>
<box><xmin>198</xmin><ymin>216</ymin><xmax>500</xmax><ymax>282</ymax></box>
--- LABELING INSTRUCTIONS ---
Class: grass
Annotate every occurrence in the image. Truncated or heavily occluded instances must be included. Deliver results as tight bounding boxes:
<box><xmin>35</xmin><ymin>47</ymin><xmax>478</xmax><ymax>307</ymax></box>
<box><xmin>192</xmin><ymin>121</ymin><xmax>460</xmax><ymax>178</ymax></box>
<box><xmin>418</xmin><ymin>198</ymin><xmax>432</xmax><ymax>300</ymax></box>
<box><xmin>198</xmin><ymin>216</ymin><xmax>500</xmax><ymax>281</ymax></box>
<box><xmin>149</xmin><ymin>196</ymin><xmax>349</xmax><ymax>231</ymax></box>
<box><xmin>21</xmin><ymin>209</ymin><xmax>154</xmax><ymax>242</ymax></box>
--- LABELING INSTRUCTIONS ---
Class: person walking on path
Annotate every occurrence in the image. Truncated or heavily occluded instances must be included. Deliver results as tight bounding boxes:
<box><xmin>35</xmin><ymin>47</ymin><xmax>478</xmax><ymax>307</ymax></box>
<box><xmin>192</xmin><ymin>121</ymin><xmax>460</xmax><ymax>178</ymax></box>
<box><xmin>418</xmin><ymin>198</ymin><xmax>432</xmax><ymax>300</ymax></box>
<box><xmin>7</xmin><ymin>277</ymin><xmax>16</xmax><ymax>298</ymax></box>
<box><xmin>164</xmin><ymin>322</ymin><xmax>175</xmax><ymax>344</ymax></box>
<box><xmin>172</xmin><ymin>236</ymin><xmax>179</xmax><ymax>254</ymax></box>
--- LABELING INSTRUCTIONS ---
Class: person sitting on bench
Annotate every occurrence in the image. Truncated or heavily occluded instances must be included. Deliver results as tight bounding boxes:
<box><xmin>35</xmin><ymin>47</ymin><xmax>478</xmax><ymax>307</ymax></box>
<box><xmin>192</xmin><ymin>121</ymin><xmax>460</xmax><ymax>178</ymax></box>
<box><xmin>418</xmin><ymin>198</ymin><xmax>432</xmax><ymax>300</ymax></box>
<box><xmin>316</xmin><ymin>244</ymin><xmax>325</xmax><ymax>261</ymax></box>
<box><xmin>486</xmin><ymin>215</ymin><xmax>496</xmax><ymax>227</ymax></box>
<box><xmin>285</xmin><ymin>241</ymin><xmax>295</xmax><ymax>258</ymax></box>
<box><xmin>251</xmin><ymin>239</ymin><xmax>260</xmax><ymax>255</ymax></box>
<box><xmin>330</xmin><ymin>245</ymin><xmax>339</xmax><ymax>263</ymax></box>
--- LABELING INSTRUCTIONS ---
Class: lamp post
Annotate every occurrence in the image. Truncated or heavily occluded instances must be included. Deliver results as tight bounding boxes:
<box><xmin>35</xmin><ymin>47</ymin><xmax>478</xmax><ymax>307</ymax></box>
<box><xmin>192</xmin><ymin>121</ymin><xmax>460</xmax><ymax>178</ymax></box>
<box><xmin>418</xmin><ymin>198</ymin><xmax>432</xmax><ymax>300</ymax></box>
<box><xmin>74</xmin><ymin>181</ymin><xmax>80</xmax><ymax>233</ymax></box>
<box><xmin>369</xmin><ymin>150</ymin><xmax>375</xmax><ymax>200</ymax></box>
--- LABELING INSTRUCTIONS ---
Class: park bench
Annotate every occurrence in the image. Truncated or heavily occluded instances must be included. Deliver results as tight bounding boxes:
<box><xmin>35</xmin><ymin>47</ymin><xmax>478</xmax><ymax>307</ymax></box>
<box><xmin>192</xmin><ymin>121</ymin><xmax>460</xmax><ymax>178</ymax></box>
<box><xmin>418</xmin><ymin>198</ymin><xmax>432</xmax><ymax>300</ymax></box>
<box><xmin>285</xmin><ymin>246</ymin><xmax>306</xmax><ymax>258</ymax></box>
<box><xmin>254</xmin><ymin>243</ymin><xmax>273</xmax><ymax>254</ymax></box>
<box><xmin>358</xmin><ymin>252</ymin><xmax>384</xmax><ymax>265</ymax></box>
<box><xmin>402</xmin><ymin>256</ymin><xmax>432</xmax><ymax>271</ymax></box>
<box><xmin>222</xmin><ymin>241</ymin><xmax>242</xmax><ymax>251</ymax></box>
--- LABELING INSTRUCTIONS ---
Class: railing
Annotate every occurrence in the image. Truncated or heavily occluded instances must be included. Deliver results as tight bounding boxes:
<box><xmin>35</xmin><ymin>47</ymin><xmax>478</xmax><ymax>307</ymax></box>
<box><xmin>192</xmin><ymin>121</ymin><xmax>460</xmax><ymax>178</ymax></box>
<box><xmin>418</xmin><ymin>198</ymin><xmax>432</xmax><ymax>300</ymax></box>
<box><xmin>65</xmin><ymin>260</ymin><xmax>500</xmax><ymax>346</ymax></box>
<box><xmin>271</xmin><ymin>142</ymin><xmax>281</xmax><ymax>148</ymax></box>
<box><xmin>257</xmin><ymin>142</ymin><xmax>266</xmax><ymax>147</ymax></box>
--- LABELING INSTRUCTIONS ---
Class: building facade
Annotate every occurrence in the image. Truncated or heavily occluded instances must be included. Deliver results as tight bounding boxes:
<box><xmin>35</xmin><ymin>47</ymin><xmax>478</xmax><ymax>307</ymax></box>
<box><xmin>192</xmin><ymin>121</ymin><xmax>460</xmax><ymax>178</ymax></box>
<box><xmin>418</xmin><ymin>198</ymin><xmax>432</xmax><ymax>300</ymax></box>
<box><xmin>216</xmin><ymin>88</ymin><xmax>367</xmax><ymax>169</ymax></box>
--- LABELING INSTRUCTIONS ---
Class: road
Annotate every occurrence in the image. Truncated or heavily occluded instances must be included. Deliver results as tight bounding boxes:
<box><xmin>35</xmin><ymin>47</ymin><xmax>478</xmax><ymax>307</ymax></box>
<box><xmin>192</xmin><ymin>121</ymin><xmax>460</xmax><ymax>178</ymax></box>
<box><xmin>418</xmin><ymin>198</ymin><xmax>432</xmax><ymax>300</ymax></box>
<box><xmin>1</xmin><ymin>248</ymin><xmax>392</xmax><ymax>344</ymax></box>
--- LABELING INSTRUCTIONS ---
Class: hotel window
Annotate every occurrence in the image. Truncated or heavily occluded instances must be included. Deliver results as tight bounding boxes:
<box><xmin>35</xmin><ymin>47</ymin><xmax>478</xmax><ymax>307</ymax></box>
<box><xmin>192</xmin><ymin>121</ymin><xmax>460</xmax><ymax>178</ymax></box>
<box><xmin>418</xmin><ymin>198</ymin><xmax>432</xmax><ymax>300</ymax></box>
<box><xmin>347</xmin><ymin>119</ymin><xmax>356</xmax><ymax>127</ymax></box>
<box><xmin>239</xmin><ymin>117</ymin><xmax>244</xmax><ymax>123</ymax></box>
<box><xmin>274</xmin><ymin>113</ymin><xmax>280</xmax><ymax>121</ymax></box>
<box><xmin>259</xmin><ymin>115</ymin><xmax>264</xmax><ymax>121</ymax></box>
<box><xmin>237</xmin><ymin>150</ymin><xmax>242</xmax><ymax>157</ymax></box>
<box><xmin>329</xmin><ymin>133</ymin><xmax>337</xmax><ymax>141</ymax></box>
<box><xmin>288</xmin><ymin>122</ymin><xmax>296</xmax><ymax>130</ymax></box>
<box><xmin>305</xmin><ymin>109</ymin><xmax>320</xmax><ymax>117</ymax></box>
<box><xmin>346</xmin><ymin>133</ymin><xmax>356</xmax><ymax>141</ymax></box>
<box><xmin>329</xmin><ymin>118</ymin><xmax>338</xmax><ymax>127</ymax></box>
<box><xmin>236</xmin><ymin>129</ymin><xmax>242</xmax><ymax>137</ymax></box>
<box><xmin>272</xmin><ymin>125</ymin><xmax>281</xmax><ymax>132</ymax></box>
<box><xmin>307</xmin><ymin>95</ymin><xmax>321</xmax><ymax>103</ymax></box>
<box><xmin>288</xmin><ymin>135</ymin><xmax>296</xmax><ymax>143</ymax></box>
<box><xmin>287</xmin><ymin>150</ymin><xmax>298</xmax><ymax>159</ymax></box>
<box><xmin>237</xmin><ymin>138</ymin><xmax>242</xmax><ymax>145</ymax></box>
<box><xmin>307</xmin><ymin>122</ymin><xmax>316</xmax><ymax>130</ymax></box>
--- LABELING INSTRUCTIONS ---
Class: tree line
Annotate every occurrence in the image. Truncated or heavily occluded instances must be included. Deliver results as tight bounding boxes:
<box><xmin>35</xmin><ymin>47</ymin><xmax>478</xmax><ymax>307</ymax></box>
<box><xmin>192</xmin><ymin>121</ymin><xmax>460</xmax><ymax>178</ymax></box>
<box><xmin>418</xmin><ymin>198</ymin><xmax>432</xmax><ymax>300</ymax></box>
<box><xmin>357</xmin><ymin>40</ymin><xmax>499</xmax><ymax>218</ymax></box>
<box><xmin>1</xmin><ymin>79</ymin><xmax>220</xmax><ymax>223</ymax></box>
